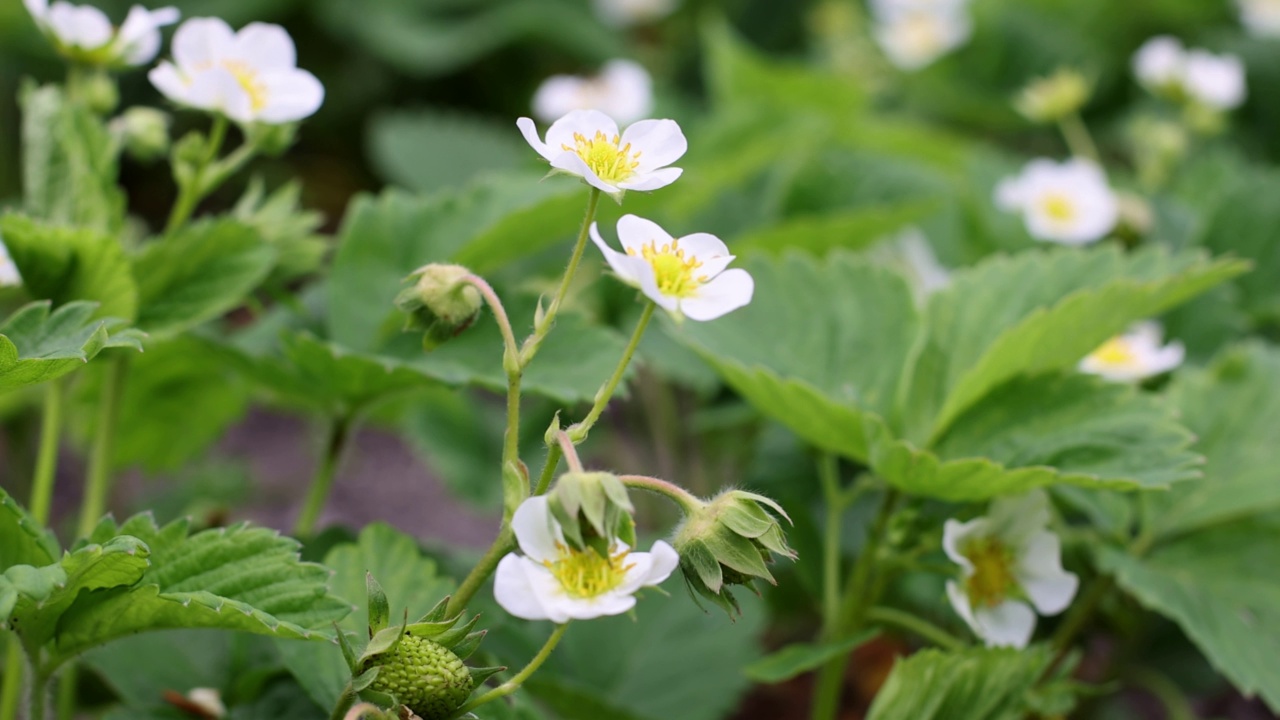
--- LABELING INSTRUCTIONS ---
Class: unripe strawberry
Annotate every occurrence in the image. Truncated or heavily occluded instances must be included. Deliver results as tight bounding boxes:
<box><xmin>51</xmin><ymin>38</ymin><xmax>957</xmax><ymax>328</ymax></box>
<box><xmin>367</xmin><ymin>635</ymin><xmax>472</xmax><ymax>720</ymax></box>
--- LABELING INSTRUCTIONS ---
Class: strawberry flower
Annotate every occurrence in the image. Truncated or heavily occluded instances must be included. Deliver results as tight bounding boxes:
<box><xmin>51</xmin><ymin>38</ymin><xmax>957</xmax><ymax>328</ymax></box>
<box><xmin>25</xmin><ymin>0</ymin><xmax>179</xmax><ymax>68</ymax></box>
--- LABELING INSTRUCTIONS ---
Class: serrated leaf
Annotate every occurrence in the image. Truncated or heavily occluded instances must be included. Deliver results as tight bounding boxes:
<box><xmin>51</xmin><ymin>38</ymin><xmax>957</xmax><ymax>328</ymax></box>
<box><xmin>132</xmin><ymin>219</ymin><xmax>277</xmax><ymax>338</ymax></box>
<box><xmin>0</xmin><ymin>214</ymin><xmax>138</xmax><ymax>320</ymax></box>
<box><xmin>0</xmin><ymin>301</ymin><xmax>132</xmax><ymax>393</ymax></box>
<box><xmin>368</xmin><ymin>109</ymin><xmax>525</xmax><ymax>193</ymax></box>
<box><xmin>277</xmin><ymin>523</ymin><xmax>455</xmax><ymax>711</ymax></box>
<box><xmin>0</xmin><ymin>487</ymin><xmax>59</xmax><ymax>569</ymax></box>
<box><xmin>743</xmin><ymin>630</ymin><xmax>879</xmax><ymax>684</ymax></box>
<box><xmin>232</xmin><ymin>178</ymin><xmax>329</xmax><ymax>284</ymax></box>
<box><xmin>1100</xmin><ymin>518</ymin><xmax>1280</xmax><ymax>712</ymax></box>
<box><xmin>734</xmin><ymin>202</ymin><xmax>937</xmax><ymax>257</ymax></box>
<box><xmin>866</xmin><ymin>646</ymin><xmax>1054</xmax><ymax>720</ymax></box>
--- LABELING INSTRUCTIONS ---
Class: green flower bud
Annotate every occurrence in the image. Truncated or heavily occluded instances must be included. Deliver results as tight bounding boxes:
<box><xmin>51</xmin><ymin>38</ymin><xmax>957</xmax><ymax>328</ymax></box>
<box><xmin>114</xmin><ymin>107</ymin><xmax>171</xmax><ymax>162</ymax></box>
<box><xmin>1014</xmin><ymin>68</ymin><xmax>1090</xmax><ymax>123</ymax></box>
<box><xmin>548</xmin><ymin>471</ymin><xmax>637</xmax><ymax>555</ymax></box>
<box><xmin>80</xmin><ymin>71</ymin><xmax>120</xmax><ymax>115</ymax></box>
<box><xmin>672</xmin><ymin>489</ymin><xmax>795</xmax><ymax>617</ymax></box>
<box><xmin>395</xmin><ymin>264</ymin><xmax>484</xmax><ymax>351</ymax></box>
<box><xmin>242</xmin><ymin>121</ymin><xmax>299</xmax><ymax>157</ymax></box>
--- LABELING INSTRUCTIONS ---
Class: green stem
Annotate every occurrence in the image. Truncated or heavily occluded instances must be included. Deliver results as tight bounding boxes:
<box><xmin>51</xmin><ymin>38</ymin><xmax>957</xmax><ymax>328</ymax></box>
<box><xmin>810</xmin><ymin>489</ymin><xmax>899</xmax><ymax>720</ymax></box>
<box><xmin>519</xmin><ymin>188</ymin><xmax>601</xmax><ymax>366</ymax></box>
<box><xmin>164</xmin><ymin>114</ymin><xmax>228</xmax><ymax>235</ymax></box>
<box><xmin>328</xmin><ymin>686</ymin><xmax>357</xmax><ymax>720</ymax></box>
<box><xmin>1058</xmin><ymin>113</ymin><xmax>1101</xmax><ymax>164</ymax></box>
<box><xmin>533</xmin><ymin>445</ymin><xmax>563</xmax><ymax>496</ymax></box>
<box><xmin>865</xmin><ymin>607</ymin><xmax>964</xmax><ymax>651</ymax></box>
<box><xmin>464</xmin><ymin>275</ymin><xmax>522</xmax><ymax>469</ymax></box>
<box><xmin>567</xmin><ymin>302</ymin><xmax>654</xmax><ymax>443</ymax></box>
<box><xmin>293</xmin><ymin>415</ymin><xmax>354</xmax><ymax>538</ymax></box>
<box><xmin>29</xmin><ymin>670</ymin><xmax>47</xmax><ymax>720</ymax></box>
<box><xmin>77</xmin><ymin>355</ymin><xmax>128</xmax><ymax>538</ymax></box>
<box><xmin>54</xmin><ymin>671</ymin><xmax>73</xmax><ymax>720</ymax></box>
<box><xmin>617</xmin><ymin>475</ymin><xmax>703</xmax><ymax>515</ymax></box>
<box><xmin>454</xmin><ymin>623</ymin><xmax>570</xmax><ymax>716</ymax></box>
<box><xmin>446</xmin><ymin>527</ymin><xmax>514</xmax><ymax>618</ymax></box>
<box><xmin>0</xmin><ymin>641</ymin><xmax>21</xmax><ymax>720</ymax></box>
<box><xmin>556</xmin><ymin>432</ymin><xmax>584</xmax><ymax>473</ymax></box>
<box><xmin>818</xmin><ymin>454</ymin><xmax>842</xmax><ymax>638</ymax></box>
<box><xmin>29</xmin><ymin>380</ymin><xmax>64</xmax><ymax>525</ymax></box>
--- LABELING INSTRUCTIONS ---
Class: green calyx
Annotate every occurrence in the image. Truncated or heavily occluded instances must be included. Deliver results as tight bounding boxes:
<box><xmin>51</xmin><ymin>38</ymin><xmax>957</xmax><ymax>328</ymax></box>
<box><xmin>549</xmin><ymin>471</ymin><xmax>637</xmax><ymax>555</ymax></box>
<box><xmin>673</xmin><ymin>490</ymin><xmax>796</xmax><ymax>617</ymax></box>
<box><xmin>342</xmin><ymin>574</ymin><xmax>503</xmax><ymax>720</ymax></box>
<box><xmin>395</xmin><ymin>264</ymin><xmax>484</xmax><ymax>351</ymax></box>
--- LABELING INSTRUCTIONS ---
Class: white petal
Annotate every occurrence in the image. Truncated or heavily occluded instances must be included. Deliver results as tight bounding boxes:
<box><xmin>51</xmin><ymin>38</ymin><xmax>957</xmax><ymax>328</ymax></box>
<box><xmin>989</xmin><ymin>490</ymin><xmax>1051</xmax><ymax>547</ymax></box>
<box><xmin>1016</xmin><ymin>531</ymin><xmax>1079</xmax><ymax>616</ymax></box>
<box><xmin>48</xmin><ymin>2</ymin><xmax>112</xmax><ymax>49</ymax></box>
<box><xmin>232</xmin><ymin>22</ymin><xmax>296</xmax><ymax>69</ymax></box>
<box><xmin>555</xmin><ymin>591</ymin><xmax>636</xmax><ymax>620</ymax></box>
<box><xmin>494</xmin><ymin>554</ymin><xmax>552</xmax><ymax>621</ymax></box>
<box><xmin>615</xmin><ymin>214</ymin><xmax>674</xmax><ymax>254</ymax></box>
<box><xmin>256</xmin><ymin>68</ymin><xmax>325</xmax><ymax>123</ymax></box>
<box><xmin>149</xmin><ymin>62</ymin><xmax>191</xmax><ymax>104</ymax></box>
<box><xmin>973</xmin><ymin>600</ymin><xmax>1037</xmax><ymax>648</ymax></box>
<box><xmin>532</xmin><ymin>76</ymin><xmax>588</xmax><ymax>123</ymax></box>
<box><xmin>511</xmin><ymin>496</ymin><xmax>563</xmax><ymax>564</ymax></box>
<box><xmin>183</xmin><ymin>66</ymin><xmax>246</xmax><ymax>115</ymax></box>
<box><xmin>613</xmin><ymin>551</ymin><xmax>655</xmax><ymax>596</ymax></box>
<box><xmin>599</xmin><ymin>60</ymin><xmax>653</xmax><ymax>124</ymax></box>
<box><xmin>172</xmin><ymin>16</ymin><xmax>235</xmax><ymax>69</ymax></box>
<box><xmin>1133</xmin><ymin>35</ymin><xmax>1186</xmax><ymax>87</ymax></box>
<box><xmin>544</xmin><ymin>109</ymin><xmax>620</xmax><ymax>158</ymax></box>
<box><xmin>617</xmin><ymin>166</ymin><xmax>683</xmax><ymax>192</ymax></box>
<box><xmin>673</xmin><ymin>232</ymin><xmax>730</xmax><ymax>262</ymax></box>
<box><xmin>589</xmin><ymin>222</ymin><xmax>645</xmax><ymax>286</ymax></box>
<box><xmin>116</xmin><ymin>6</ymin><xmax>179</xmax><ymax>65</ymax></box>
<box><xmin>516</xmin><ymin>117</ymin><xmax>553</xmax><ymax>160</ymax></box>
<box><xmin>620</xmin><ymin>119</ymin><xmax>687</xmax><ymax>172</ymax></box>
<box><xmin>679</xmin><ymin>268</ymin><xmax>754</xmax><ymax>321</ymax></box>
<box><xmin>946</xmin><ymin>580</ymin><xmax>980</xmax><ymax>633</ymax></box>
<box><xmin>942</xmin><ymin>517</ymin><xmax>986</xmax><ymax>573</ymax></box>
<box><xmin>25</xmin><ymin>0</ymin><xmax>49</xmax><ymax>23</ymax></box>
<box><xmin>642</xmin><ymin>540</ymin><xmax>679</xmax><ymax>584</ymax></box>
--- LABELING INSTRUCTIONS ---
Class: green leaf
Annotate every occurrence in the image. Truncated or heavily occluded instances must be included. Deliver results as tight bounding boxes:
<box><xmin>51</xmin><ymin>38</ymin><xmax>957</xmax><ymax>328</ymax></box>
<box><xmin>1146</xmin><ymin>343</ymin><xmax>1280</xmax><ymax>539</ymax></box>
<box><xmin>48</xmin><ymin>515</ymin><xmax>350</xmax><ymax>665</ymax></box>
<box><xmin>401</xmin><ymin>385</ymin><xmax>505</xmax><ymax>506</ymax></box>
<box><xmin>231</xmin><ymin>178</ymin><xmax>329</xmax><ymax>284</ymax></box>
<box><xmin>1194</xmin><ymin>166</ymin><xmax>1280</xmax><ymax>323</ymax></box>
<box><xmin>19</xmin><ymin>81</ymin><xmax>124</xmax><ymax>232</ymax></box>
<box><xmin>0</xmin><ymin>301</ymin><xmax>130</xmax><ymax>393</ymax></box>
<box><xmin>1100</xmin><ymin>518</ymin><xmax>1280</xmax><ymax>713</ymax></box>
<box><xmin>367</xmin><ymin>109</ymin><xmax>525</xmax><ymax>193</ymax></box>
<box><xmin>743</xmin><ymin>631</ymin><xmax>879</xmax><ymax>684</ymax></box>
<box><xmin>0</xmin><ymin>214</ymin><xmax>139</xmax><ymax>321</ymax></box>
<box><xmin>733</xmin><ymin>202</ymin><xmax>938</xmax><ymax>257</ymax></box>
<box><xmin>277</xmin><ymin>523</ymin><xmax>454</xmax><ymax>711</ymax></box>
<box><xmin>0</xmin><ymin>487</ymin><xmax>59</xmax><ymax>569</ymax></box>
<box><xmin>866</xmin><ymin>646</ymin><xmax>1054</xmax><ymax>720</ymax></box>
<box><xmin>132</xmin><ymin>219</ymin><xmax>277</xmax><ymax>338</ymax></box>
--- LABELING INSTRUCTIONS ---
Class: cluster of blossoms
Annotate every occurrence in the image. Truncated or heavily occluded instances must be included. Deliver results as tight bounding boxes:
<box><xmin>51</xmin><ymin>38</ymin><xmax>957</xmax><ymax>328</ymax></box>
<box><xmin>24</xmin><ymin>0</ymin><xmax>178</xmax><ymax>68</ymax></box>
<box><xmin>869</xmin><ymin>0</ymin><xmax>974</xmax><ymax>71</ymax></box>
<box><xmin>1237</xmin><ymin>0</ymin><xmax>1280</xmax><ymax>36</ymax></box>
<box><xmin>1133</xmin><ymin>36</ymin><xmax>1246</xmax><ymax>112</ymax></box>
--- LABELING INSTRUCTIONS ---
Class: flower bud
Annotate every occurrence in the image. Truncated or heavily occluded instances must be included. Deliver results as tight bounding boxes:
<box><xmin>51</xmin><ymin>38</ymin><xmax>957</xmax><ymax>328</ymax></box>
<box><xmin>80</xmin><ymin>71</ymin><xmax>120</xmax><ymax>115</ymax></box>
<box><xmin>114</xmin><ymin>107</ymin><xmax>171</xmax><ymax>162</ymax></box>
<box><xmin>243</xmin><ymin>121</ymin><xmax>299</xmax><ymax>157</ymax></box>
<box><xmin>395</xmin><ymin>264</ymin><xmax>484</xmax><ymax>351</ymax></box>
<box><xmin>672</xmin><ymin>490</ymin><xmax>795</xmax><ymax>616</ymax></box>
<box><xmin>1014</xmin><ymin>68</ymin><xmax>1090</xmax><ymax>123</ymax></box>
<box><xmin>548</xmin><ymin>471</ymin><xmax>636</xmax><ymax>555</ymax></box>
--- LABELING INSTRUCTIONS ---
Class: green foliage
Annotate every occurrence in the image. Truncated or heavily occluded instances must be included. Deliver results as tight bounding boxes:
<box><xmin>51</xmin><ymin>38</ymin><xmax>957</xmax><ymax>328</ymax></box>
<box><xmin>743</xmin><ymin>631</ymin><xmax>879</xmax><ymax>684</ymax></box>
<box><xmin>0</xmin><ymin>301</ymin><xmax>139</xmax><ymax>393</ymax></box>
<box><xmin>368</xmin><ymin>109</ymin><xmax>525</xmax><ymax>193</ymax></box>
<box><xmin>733</xmin><ymin>202</ymin><xmax>938</xmax><ymax>257</ymax></box>
<box><xmin>232</xmin><ymin>178</ymin><xmax>330</xmax><ymax>284</ymax></box>
<box><xmin>0</xmin><ymin>214</ymin><xmax>138</xmax><ymax>320</ymax></box>
<box><xmin>0</xmin><ymin>487</ymin><xmax>58</xmax><ymax>570</ymax></box>
<box><xmin>866</xmin><ymin>646</ymin><xmax>1054</xmax><ymax>720</ymax></box>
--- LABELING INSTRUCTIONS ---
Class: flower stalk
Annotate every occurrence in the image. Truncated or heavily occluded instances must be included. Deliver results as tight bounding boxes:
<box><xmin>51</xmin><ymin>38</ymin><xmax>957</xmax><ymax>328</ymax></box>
<box><xmin>520</xmin><ymin>188</ymin><xmax>601</xmax><ymax>366</ymax></box>
<box><xmin>29</xmin><ymin>380</ymin><xmax>63</xmax><ymax>530</ymax></box>
<box><xmin>77</xmin><ymin>354</ymin><xmax>129</xmax><ymax>537</ymax></box>
<box><xmin>618</xmin><ymin>474</ymin><xmax>701</xmax><ymax>515</ymax></box>
<box><xmin>293</xmin><ymin>414</ymin><xmax>354</xmax><ymax>538</ymax></box>
<box><xmin>453</xmin><ymin>623</ymin><xmax>570</xmax><ymax>716</ymax></box>
<box><xmin>165</xmin><ymin>114</ymin><xmax>227</xmax><ymax>235</ymax></box>
<box><xmin>567</xmin><ymin>302</ymin><xmax>654</xmax><ymax>443</ymax></box>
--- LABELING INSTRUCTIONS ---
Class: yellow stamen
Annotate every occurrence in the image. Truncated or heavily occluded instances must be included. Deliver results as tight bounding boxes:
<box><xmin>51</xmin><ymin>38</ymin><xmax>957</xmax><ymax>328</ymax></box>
<box><xmin>222</xmin><ymin>60</ymin><xmax>268</xmax><ymax>112</ymax></box>
<box><xmin>1040</xmin><ymin>193</ymin><xmax>1076</xmax><ymax>223</ymax></box>
<box><xmin>962</xmin><ymin>536</ymin><xmax>1018</xmax><ymax>608</ymax></box>
<box><xmin>544</xmin><ymin>543</ymin><xmax>635</xmax><ymax>599</ymax></box>
<box><xmin>562</xmin><ymin>131</ymin><xmax>641</xmax><ymax>184</ymax></box>
<box><xmin>1090</xmin><ymin>336</ymin><xmax>1138</xmax><ymax>368</ymax></box>
<box><xmin>625</xmin><ymin>239</ymin><xmax>709</xmax><ymax>299</ymax></box>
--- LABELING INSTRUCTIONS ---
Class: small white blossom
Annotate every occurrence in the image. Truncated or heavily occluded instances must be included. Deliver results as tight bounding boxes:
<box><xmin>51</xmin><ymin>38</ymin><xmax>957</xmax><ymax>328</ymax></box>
<box><xmin>592</xmin><ymin>0</ymin><xmax>678</xmax><ymax>27</ymax></box>
<box><xmin>533</xmin><ymin>60</ymin><xmax>653</xmax><ymax>126</ymax></box>
<box><xmin>149</xmin><ymin>18</ymin><xmax>324</xmax><ymax>124</ymax></box>
<box><xmin>1237</xmin><ymin>0</ymin><xmax>1280</xmax><ymax>36</ymax></box>
<box><xmin>517</xmin><ymin>109</ymin><xmax>686</xmax><ymax>200</ymax></box>
<box><xmin>0</xmin><ymin>240</ymin><xmax>22</xmax><ymax>288</ymax></box>
<box><xmin>995</xmin><ymin>158</ymin><xmax>1118</xmax><ymax>245</ymax></box>
<box><xmin>494</xmin><ymin>496</ymin><xmax>678</xmax><ymax>623</ymax></box>
<box><xmin>1079</xmin><ymin>322</ymin><xmax>1184</xmax><ymax>382</ymax></box>
<box><xmin>872</xmin><ymin>6</ymin><xmax>972</xmax><ymax>71</ymax></box>
<box><xmin>25</xmin><ymin>0</ymin><xmax>178</xmax><ymax>67</ymax></box>
<box><xmin>1133</xmin><ymin>36</ymin><xmax>1246</xmax><ymax>111</ymax></box>
<box><xmin>591</xmin><ymin>214</ymin><xmax>754</xmax><ymax>322</ymax></box>
<box><xmin>944</xmin><ymin>491</ymin><xmax>1079</xmax><ymax>649</ymax></box>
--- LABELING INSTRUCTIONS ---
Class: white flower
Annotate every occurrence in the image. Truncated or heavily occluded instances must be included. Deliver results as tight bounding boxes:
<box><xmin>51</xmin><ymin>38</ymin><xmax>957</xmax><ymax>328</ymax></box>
<box><xmin>25</xmin><ymin>0</ymin><xmax>179</xmax><ymax>67</ymax></box>
<box><xmin>944</xmin><ymin>491</ymin><xmax>1079</xmax><ymax>649</ymax></box>
<box><xmin>0</xmin><ymin>240</ymin><xmax>22</xmax><ymax>288</ymax></box>
<box><xmin>533</xmin><ymin>60</ymin><xmax>653</xmax><ymax>126</ymax></box>
<box><xmin>1079</xmin><ymin>322</ymin><xmax>1185</xmax><ymax>382</ymax></box>
<box><xmin>1132</xmin><ymin>36</ymin><xmax>1246</xmax><ymax>111</ymax></box>
<box><xmin>995</xmin><ymin>158</ymin><xmax>1118</xmax><ymax>245</ymax></box>
<box><xmin>494</xmin><ymin>496</ymin><xmax>678</xmax><ymax>623</ymax></box>
<box><xmin>591</xmin><ymin>214</ymin><xmax>754</xmax><ymax>321</ymax></box>
<box><xmin>149</xmin><ymin>18</ymin><xmax>324</xmax><ymax>124</ymax></box>
<box><xmin>592</xmin><ymin>0</ymin><xmax>677</xmax><ymax>27</ymax></box>
<box><xmin>1237</xmin><ymin>0</ymin><xmax>1280</xmax><ymax>36</ymax></box>
<box><xmin>872</xmin><ymin>7</ymin><xmax>972</xmax><ymax>71</ymax></box>
<box><xmin>517</xmin><ymin>109</ymin><xmax>686</xmax><ymax>200</ymax></box>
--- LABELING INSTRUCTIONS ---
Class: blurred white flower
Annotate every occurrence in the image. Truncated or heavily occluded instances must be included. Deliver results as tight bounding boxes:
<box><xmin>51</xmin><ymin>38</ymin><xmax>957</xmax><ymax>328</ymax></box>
<box><xmin>872</xmin><ymin>7</ymin><xmax>972</xmax><ymax>71</ymax></box>
<box><xmin>0</xmin><ymin>240</ymin><xmax>22</xmax><ymax>288</ymax></box>
<box><xmin>149</xmin><ymin>18</ymin><xmax>324</xmax><ymax>124</ymax></box>
<box><xmin>517</xmin><ymin>109</ymin><xmax>686</xmax><ymax>200</ymax></box>
<box><xmin>1079</xmin><ymin>322</ymin><xmax>1185</xmax><ymax>382</ymax></box>
<box><xmin>25</xmin><ymin>0</ymin><xmax>178</xmax><ymax>67</ymax></box>
<box><xmin>1237</xmin><ymin>0</ymin><xmax>1280</xmax><ymax>36</ymax></box>
<box><xmin>944</xmin><ymin>491</ymin><xmax>1078</xmax><ymax>649</ymax></box>
<box><xmin>869</xmin><ymin>0</ymin><xmax>970</xmax><ymax>13</ymax></box>
<box><xmin>591</xmin><ymin>214</ymin><xmax>754</xmax><ymax>322</ymax></box>
<box><xmin>1133</xmin><ymin>36</ymin><xmax>1246</xmax><ymax>111</ymax></box>
<box><xmin>533</xmin><ymin>60</ymin><xmax>653</xmax><ymax>126</ymax></box>
<box><xmin>184</xmin><ymin>688</ymin><xmax>226</xmax><ymax>718</ymax></box>
<box><xmin>494</xmin><ymin>496</ymin><xmax>678</xmax><ymax>623</ymax></box>
<box><xmin>592</xmin><ymin>0</ymin><xmax>678</xmax><ymax>27</ymax></box>
<box><xmin>995</xmin><ymin>158</ymin><xmax>1118</xmax><ymax>245</ymax></box>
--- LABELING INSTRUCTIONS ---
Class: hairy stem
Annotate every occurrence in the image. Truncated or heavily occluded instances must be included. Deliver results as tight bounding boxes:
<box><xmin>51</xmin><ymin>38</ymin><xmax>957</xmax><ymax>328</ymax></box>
<box><xmin>818</xmin><ymin>454</ymin><xmax>842</xmax><ymax>638</ymax></box>
<box><xmin>77</xmin><ymin>355</ymin><xmax>128</xmax><ymax>537</ymax></box>
<box><xmin>618</xmin><ymin>475</ymin><xmax>702</xmax><ymax>515</ymax></box>
<box><xmin>54</xmin><ymin>671</ymin><xmax>73</xmax><ymax>720</ymax></box>
<box><xmin>294</xmin><ymin>415</ymin><xmax>354</xmax><ymax>538</ymax></box>
<box><xmin>446</xmin><ymin>527</ymin><xmax>514</xmax><ymax>618</ymax></box>
<box><xmin>567</xmin><ymin>302</ymin><xmax>654</xmax><ymax>443</ymax></box>
<box><xmin>29</xmin><ymin>380</ymin><xmax>63</xmax><ymax>526</ymax></box>
<box><xmin>556</xmin><ymin>431</ymin><xmax>584</xmax><ymax>473</ymax></box>
<box><xmin>455</xmin><ymin>623</ymin><xmax>570</xmax><ymax>716</ymax></box>
<box><xmin>464</xmin><ymin>275</ymin><xmax>522</xmax><ymax>470</ymax></box>
<box><xmin>519</xmin><ymin>188</ymin><xmax>601</xmax><ymax>366</ymax></box>
<box><xmin>164</xmin><ymin>114</ymin><xmax>228</xmax><ymax>235</ymax></box>
<box><xmin>866</xmin><ymin>606</ymin><xmax>964</xmax><ymax>651</ymax></box>
<box><xmin>533</xmin><ymin>445</ymin><xmax>563</xmax><ymax>496</ymax></box>
<box><xmin>0</xmin><ymin>641</ymin><xmax>21</xmax><ymax>720</ymax></box>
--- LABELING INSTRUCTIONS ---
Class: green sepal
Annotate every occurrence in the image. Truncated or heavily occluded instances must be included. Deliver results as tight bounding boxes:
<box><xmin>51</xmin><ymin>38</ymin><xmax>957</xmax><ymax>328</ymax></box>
<box><xmin>451</xmin><ymin>631</ymin><xmax>486</xmax><ymax>661</ymax></box>
<box><xmin>366</xmin><ymin>571</ymin><xmax>390</xmax><ymax>636</ymax></box>
<box><xmin>336</xmin><ymin>623</ymin><xmax>359</xmax><ymax>672</ymax></box>
<box><xmin>356</xmin><ymin>687</ymin><xmax>399</xmax><ymax>710</ymax></box>
<box><xmin>403</xmin><ymin>618</ymin><xmax>458</xmax><ymax>640</ymax></box>
<box><xmin>683</xmin><ymin>539</ymin><xmax>725</xmax><ymax>594</ymax></box>
<box><xmin>417</xmin><ymin>595</ymin><xmax>452</xmax><ymax>624</ymax></box>
<box><xmin>433</xmin><ymin>614</ymin><xmax>479</xmax><ymax>648</ymax></box>
<box><xmin>351</xmin><ymin>665</ymin><xmax>381</xmax><ymax>693</ymax></box>
<box><xmin>468</xmin><ymin>665</ymin><xmax>506</xmax><ymax>686</ymax></box>
<box><xmin>359</xmin><ymin>610</ymin><xmax>408</xmax><ymax>666</ymax></box>
<box><xmin>502</xmin><ymin>460</ymin><xmax>529</xmax><ymax>523</ymax></box>
<box><xmin>707</xmin><ymin>531</ymin><xmax>775</xmax><ymax>585</ymax></box>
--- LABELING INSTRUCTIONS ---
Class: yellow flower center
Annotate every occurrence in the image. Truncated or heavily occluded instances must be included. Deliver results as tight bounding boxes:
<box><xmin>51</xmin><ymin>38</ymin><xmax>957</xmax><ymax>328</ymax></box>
<box><xmin>962</xmin><ymin>537</ymin><xmax>1018</xmax><ymax>608</ymax></box>
<box><xmin>222</xmin><ymin>60</ymin><xmax>268</xmax><ymax>112</ymax></box>
<box><xmin>562</xmin><ymin>131</ymin><xmax>641</xmax><ymax>184</ymax></box>
<box><xmin>1090</xmin><ymin>336</ymin><xmax>1138</xmax><ymax>368</ymax></box>
<box><xmin>544</xmin><ymin>543</ymin><xmax>635</xmax><ymax>599</ymax></box>
<box><xmin>627</xmin><ymin>239</ymin><xmax>709</xmax><ymax>298</ymax></box>
<box><xmin>1040</xmin><ymin>193</ymin><xmax>1076</xmax><ymax>223</ymax></box>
